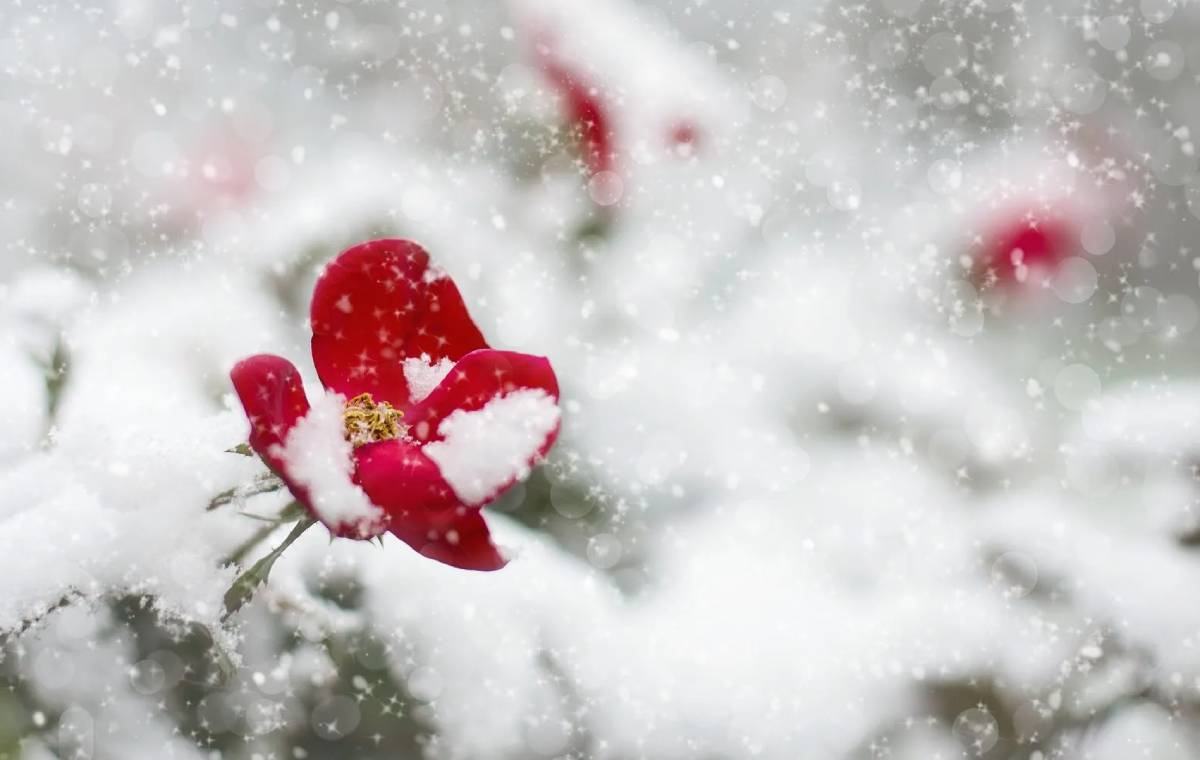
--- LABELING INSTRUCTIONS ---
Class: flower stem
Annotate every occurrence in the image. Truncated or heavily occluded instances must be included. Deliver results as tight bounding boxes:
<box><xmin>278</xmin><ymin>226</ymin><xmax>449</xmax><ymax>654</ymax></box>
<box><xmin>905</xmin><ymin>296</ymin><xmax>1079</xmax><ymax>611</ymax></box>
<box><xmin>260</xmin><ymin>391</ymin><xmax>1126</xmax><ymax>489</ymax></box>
<box><xmin>222</xmin><ymin>514</ymin><xmax>316</xmax><ymax>621</ymax></box>
<box><xmin>222</xmin><ymin>500</ymin><xmax>305</xmax><ymax>565</ymax></box>
<box><xmin>208</xmin><ymin>472</ymin><xmax>285</xmax><ymax>511</ymax></box>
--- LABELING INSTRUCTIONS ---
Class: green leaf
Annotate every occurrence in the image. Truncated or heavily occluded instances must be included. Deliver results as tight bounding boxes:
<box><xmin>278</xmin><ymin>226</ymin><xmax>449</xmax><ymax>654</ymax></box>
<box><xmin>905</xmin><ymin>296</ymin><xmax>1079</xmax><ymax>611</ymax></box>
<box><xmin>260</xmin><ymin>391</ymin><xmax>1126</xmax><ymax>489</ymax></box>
<box><xmin>237</xmin><ymin>500</ymin><xmax>306</xmax><ymax>524</ymax></box>
<box><xmin>208</xmin><ymin>486</ymin><xmax>238</xmax><ymax>510</ymax></box>
<box><xmin>222</xmin><ymin>516</ymin><xmax>316</xmax><ymax>621</ymax></box>
<box><xmin>225</xmin><ymin>443</ymin><xmax>254</xmax><ymax>457</ymax></box>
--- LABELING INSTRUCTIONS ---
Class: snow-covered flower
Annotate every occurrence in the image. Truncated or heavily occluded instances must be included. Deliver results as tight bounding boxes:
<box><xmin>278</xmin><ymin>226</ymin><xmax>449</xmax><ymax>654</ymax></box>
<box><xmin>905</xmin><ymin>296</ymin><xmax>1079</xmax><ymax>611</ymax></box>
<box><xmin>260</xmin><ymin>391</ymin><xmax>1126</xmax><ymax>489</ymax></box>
<box><xmin>231</xmin><ymin>239</ymin><xmax>561</xmax><ymax>570</ymax></box>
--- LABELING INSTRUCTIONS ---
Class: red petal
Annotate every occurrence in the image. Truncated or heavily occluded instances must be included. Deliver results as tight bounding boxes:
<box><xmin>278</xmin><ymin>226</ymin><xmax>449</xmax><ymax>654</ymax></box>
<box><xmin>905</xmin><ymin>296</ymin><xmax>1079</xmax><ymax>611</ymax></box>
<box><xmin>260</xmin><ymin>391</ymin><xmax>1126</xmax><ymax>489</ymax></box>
<box><xmin>407</xmin><ymin>509</ymin><xmax>507</xmax><ymax>572</ymax></box>
<box><xmin>309</xmin><ymin>239</ymin><xmax>488</xmax><ymax>406</ymax></box>
<box><xmin>230</xmin><ymin>354</ymin><xmax>310</xmax><ymax>470</ymax></box>
<box><xmin>354</xmin><ymin>440</ymin><xmax>507</xmax><ymax>571</ymax></box>
<box><xmin>406</xmin><ymin>349</ymin><xmax>560</xmax><ymax>448</ymax></box>
<box><xmin>230</xmin><ymin>354</ymin><xmax>322</xmax><ymax>520</ymax></box>
<box><xmin>353</xmin><ymin>438</ymin><xmax>458</xmax><ymax>517</ymax></box>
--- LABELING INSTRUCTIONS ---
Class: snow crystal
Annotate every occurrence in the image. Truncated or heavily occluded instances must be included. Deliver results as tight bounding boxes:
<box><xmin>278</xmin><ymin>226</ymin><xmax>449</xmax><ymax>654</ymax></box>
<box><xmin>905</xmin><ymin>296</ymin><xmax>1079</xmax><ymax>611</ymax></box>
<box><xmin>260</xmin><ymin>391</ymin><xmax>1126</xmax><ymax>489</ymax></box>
<box><xmin>272</xmin><ymin>392</ymin><xmax>382</xmax><ymax>535</ymax></box>
<box><xmin>424</xmin><ymin>389</ymin><xmax>559</xmax><ymax>506</ymax></box>
<box><xmin>403</xmin><ymin>354</ymin><xmax>455</xmax><ymax>402</ymax></box>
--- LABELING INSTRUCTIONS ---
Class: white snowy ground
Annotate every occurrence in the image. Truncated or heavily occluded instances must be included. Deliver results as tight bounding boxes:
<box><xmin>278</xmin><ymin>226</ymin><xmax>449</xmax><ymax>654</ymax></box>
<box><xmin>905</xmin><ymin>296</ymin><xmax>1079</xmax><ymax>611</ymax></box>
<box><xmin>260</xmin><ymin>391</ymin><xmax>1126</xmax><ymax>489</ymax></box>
<box><xmin>3</xmin><ymin>0</ymin><xmax>1200</xmax><ymax>757</ymax></box>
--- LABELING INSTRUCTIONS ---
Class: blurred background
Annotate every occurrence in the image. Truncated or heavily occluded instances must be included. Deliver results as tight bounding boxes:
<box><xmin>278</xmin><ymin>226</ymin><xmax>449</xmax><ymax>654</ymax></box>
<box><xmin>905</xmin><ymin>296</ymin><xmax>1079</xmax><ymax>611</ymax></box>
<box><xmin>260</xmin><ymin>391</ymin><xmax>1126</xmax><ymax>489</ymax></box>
<box><xmin>3</xmin><ymin>0</ymin><xmax>1200</xmax><ymax>757</ymax></box>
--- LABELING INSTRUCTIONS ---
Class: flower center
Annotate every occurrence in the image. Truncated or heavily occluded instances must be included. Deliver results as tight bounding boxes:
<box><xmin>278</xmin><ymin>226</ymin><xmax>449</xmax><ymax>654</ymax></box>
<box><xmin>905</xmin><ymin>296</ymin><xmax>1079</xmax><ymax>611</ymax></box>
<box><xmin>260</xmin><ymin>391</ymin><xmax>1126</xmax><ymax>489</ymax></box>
<box><xmin>342</xmin><ymin>392</ymin><xmax>406</xmax><ymax>447</ymax></box>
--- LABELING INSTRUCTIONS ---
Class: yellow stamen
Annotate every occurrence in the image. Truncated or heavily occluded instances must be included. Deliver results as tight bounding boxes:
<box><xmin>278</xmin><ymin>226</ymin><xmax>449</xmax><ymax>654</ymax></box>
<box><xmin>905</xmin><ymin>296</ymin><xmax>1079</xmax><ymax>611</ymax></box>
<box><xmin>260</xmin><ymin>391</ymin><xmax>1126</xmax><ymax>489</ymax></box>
<box><xmin>342</xmin><ymin>392</ymin><xmax>406</xmax><ymax>447</ymax></box>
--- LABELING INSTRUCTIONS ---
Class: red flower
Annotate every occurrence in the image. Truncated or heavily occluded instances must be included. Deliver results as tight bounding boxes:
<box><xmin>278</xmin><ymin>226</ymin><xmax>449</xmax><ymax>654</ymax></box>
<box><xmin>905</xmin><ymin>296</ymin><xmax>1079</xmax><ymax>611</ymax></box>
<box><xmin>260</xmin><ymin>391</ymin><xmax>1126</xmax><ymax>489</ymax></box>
<box><xmin>973</xmin><ymin>215</ymin><xmax>1076</xmax><ymax>287</ymax></box>
<box><xmin>537</xmin><ymin>46</ymin><xmax>615</xmax><ymax>176</ymax></box>
<box><xmin>230</xmin><ymin>239</ymin><xmax>561</xmax><ymax>571</ymax></box>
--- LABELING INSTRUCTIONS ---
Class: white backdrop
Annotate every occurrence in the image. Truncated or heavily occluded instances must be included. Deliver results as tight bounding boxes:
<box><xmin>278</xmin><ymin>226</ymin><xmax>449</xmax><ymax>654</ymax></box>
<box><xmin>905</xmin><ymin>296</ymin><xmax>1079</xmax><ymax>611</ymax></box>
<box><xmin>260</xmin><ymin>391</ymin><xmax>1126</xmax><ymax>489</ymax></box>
<box><xmin>2</xmin><ymin>0</ymin><xmax>1200</xmax><ymax>757</ymax></box>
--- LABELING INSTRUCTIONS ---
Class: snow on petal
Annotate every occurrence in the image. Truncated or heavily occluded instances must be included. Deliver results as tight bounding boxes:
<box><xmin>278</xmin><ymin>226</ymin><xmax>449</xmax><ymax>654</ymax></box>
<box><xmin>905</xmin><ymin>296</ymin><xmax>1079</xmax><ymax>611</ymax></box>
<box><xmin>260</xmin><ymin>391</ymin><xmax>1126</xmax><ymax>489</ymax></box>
<box><xmin>272</xmin><ymin>392</ymin><xmax>383</xmax><ymax>537</ymax></box>
<box><xmin>309</xmin><ymin>239</ymin><xmax>489</xmax><ymax>407</ymax></box>
<box><xmin>423</xmin><ymin>389</ymin><xmax>560</xmax><ymax>506</ymax></box>
<box><xmin>403</xmin><ymin>354</ymin><xmax>455</xmax><ymax>404</ymax></box>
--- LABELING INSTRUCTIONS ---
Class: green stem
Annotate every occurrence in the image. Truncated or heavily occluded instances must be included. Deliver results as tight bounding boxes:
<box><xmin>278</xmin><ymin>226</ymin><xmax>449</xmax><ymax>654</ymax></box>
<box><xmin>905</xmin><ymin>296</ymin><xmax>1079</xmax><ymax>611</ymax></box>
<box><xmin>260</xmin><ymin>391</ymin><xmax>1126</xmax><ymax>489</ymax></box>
<box><xmin>222</xmin><ymin>500</ymin><xmax>304</xmax><ymax>564</ymax></box>
<box><xmin>38</xmin><ymin>335</ymin><xmax>69</xmax><ymax>448</ymax></box>
<box><xmin>208</xmin><ymin>473</ymin><xmax>285</xmax><ymax>511</ymax></box>
<box><xmin>224</xmin><ymin>522</ymin><xmax>277</xmax><ymax>566</ymax></box>
<box><xmin>222</xmin><ymin>516</ymin><xmax>317</xmax><ymax>621</ymax></box>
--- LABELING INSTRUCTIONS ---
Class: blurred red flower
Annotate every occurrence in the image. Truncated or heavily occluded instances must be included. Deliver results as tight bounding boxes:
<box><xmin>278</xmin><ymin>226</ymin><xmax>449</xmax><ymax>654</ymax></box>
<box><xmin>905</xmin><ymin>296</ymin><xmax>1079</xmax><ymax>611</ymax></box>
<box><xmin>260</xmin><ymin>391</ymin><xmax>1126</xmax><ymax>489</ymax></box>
<box><xmin>538</xmin><ymin>48</ymin><xmax>615</xmax><ymax>175</ymax></box>
<box><xmin>974</xmin><ymin>216</ymin><xmax>1076</xmax><ymax>287</ymax></box>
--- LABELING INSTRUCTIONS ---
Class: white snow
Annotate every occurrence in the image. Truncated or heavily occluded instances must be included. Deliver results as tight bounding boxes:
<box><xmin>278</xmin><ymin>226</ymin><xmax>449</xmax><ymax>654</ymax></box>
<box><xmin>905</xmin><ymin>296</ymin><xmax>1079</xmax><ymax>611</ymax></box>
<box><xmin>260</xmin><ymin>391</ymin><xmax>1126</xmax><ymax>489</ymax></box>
<box><xmin>272</xmin><ymin>392</ymin><xmax>383</xmax><ymax>536</ymax></box>
<box><xmin>424</xmin><ymin>388</ymin><xmax>560</xmax><ymax>505</ymax></box>
<box><xmin>403</xmin><ymin>354</ymin><xmax>455</xmax><ymax>402</ymax></box>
